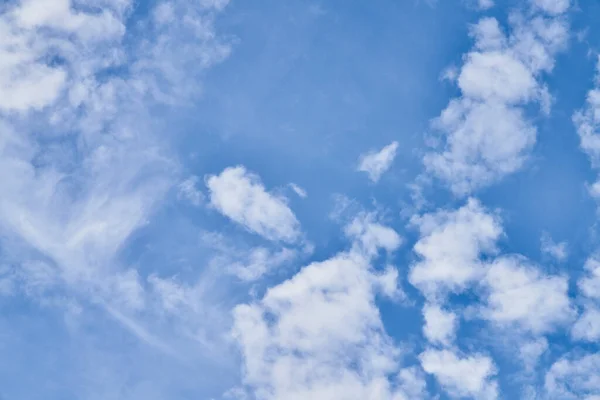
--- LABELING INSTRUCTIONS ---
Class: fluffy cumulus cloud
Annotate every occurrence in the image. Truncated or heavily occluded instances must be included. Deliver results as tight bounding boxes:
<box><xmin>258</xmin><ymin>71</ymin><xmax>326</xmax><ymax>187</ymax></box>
<box><xmin>207</xmin><ymin>166</ymin><xmax>302</xmax><ymax>243</ymax></box>
<box><xmin>480</xmin><ymin>256</ymin><xmax>573</xmax><ymax>333</ymax></box>
<box><xmin>420</xmin><ymin>349</ymin><xmax>498</xmax><ymax>400</ymax></box>
<box><xmin>424</xmin><ymin>3</ymin><xmax>570</xmax><ymax>195</ymax></box>
<box><xmin>357</xmin><ymin>141</ymin><xmax>399</xmax><ymax>183</ymax></box>
<box><xmin>231</xmin><ymin>215</ymin><xmax>423</xmax><ymax>400</ymax></box>
<box><xmin>422</xmin><ymin>303</ymin><xmax>457</xmax><ymax>346</ymax></box>
<box><xmin>408</xmin><ymin>197</ymin><xmax>574</xmax><ymax>398</ymax></box>
<box><xmin>545</xmin><ymin>352</ymin><xmax>600</xmax><ymax>399</ymax></box>
<box><xmin>409</xmin><ymin>198</ymin><xmax>502</xmax><ymax>299</ymax></box>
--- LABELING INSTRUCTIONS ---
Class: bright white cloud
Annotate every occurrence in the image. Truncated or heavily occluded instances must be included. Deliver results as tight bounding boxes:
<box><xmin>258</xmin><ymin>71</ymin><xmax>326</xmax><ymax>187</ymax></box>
<box><xmin>545</xmin><ymin>352</ymin><xmax>600</xmax><ymax>399</ymax></box>
<box><xmin>231</xmin><ymin>214</ymin><xmax>419</xmax><ymax>400</ymax></box>
<box><xmin>409</xmin><ymin>198</ymin><xmax>502</xmax><ymax>299</ymax></box>
<box><xmin>533</xmin><ymin>0</ymin><xmax>570</xmax><ymax>15</ymax></box>
<box><xmin>458</xmin><ymin>52</ymin><xmax>537</xmax><ymax>104</ymax></box>
<box><xmin>420</xmin><ymin>349</ymin><xmax>498</xmax><ymax>400</ymax></box>
<box><xmin>206</xmin><ymin>166</ymin><xmax>301</xmax><ymax>243</ymax></box>
<box><xmin>425</xmin><ymin>6</ymin><xmax>570</xmax><ymax>195</ymax></box>
<box><xmin>480</xmin><ymin>256</ymin><xmax>573</xmax><ymax>334</ymax></box>
<box><xmin>422</xmin><ymin>303</ymin><xmax>457</xmax><ymax>346</ymax></box>
<box><xmin>344</xmin><ymin>212</ymin><xmax>403</xmax><ymax>256</ymax></box>
<box><xmin>357</xmin><ymin>141</ymin><xmax>399</xmax><ymax>183</ymax></box>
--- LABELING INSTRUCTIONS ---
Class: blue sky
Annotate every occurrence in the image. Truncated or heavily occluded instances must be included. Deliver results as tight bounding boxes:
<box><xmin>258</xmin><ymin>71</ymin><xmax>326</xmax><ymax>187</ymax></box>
<box><xmin>2</xmin><ymin>0</ymin><xmax>600</xmax><ymax>399</ymax></box>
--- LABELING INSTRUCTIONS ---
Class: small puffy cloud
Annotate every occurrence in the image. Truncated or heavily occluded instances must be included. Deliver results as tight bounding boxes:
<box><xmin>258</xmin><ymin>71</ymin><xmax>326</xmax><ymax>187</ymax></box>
<box><xmin>206</xmin><ymin>166</ymin><xmax>301</xmax><ymax>243</ymax></box>
<box><xmin>480</xmin><ymin>256</ymin><xmax>573</xmax><ymax>334</ymax></box>
<box><xmin>344</xmin><ymin>212</ymin><xmax>402</xmax><ymax>256</ymax></box>
<box><xmin>420</xmin><ymin>349</ymin><xmax>498</xmax><ymax>400</ymax></box>
<box><xmin>373</xmin><ymin>265</ymin><xmax>406</xmax><ymax>301</ymax></box>
<box><xmin>545</xmin><ymin>352</ymin><xmax>600</xmax><ymax>399</ymax></box>
<box><xmin>357</xmin><ymin>141</ymin><xmax>399</xmax><ymax>183</ymax></box>
<box><xmin>409</xmin><ymin>198</ymin><xmax>502</xmax><ymax>299</ymax></box>
<box><xmin>540</xmin><ymin>232</ymin><xmax>568</xmax><ymax>261</ymax></box>
<box><xmin>422</xmin><ymin>303</ymin><xmax>457</xmax><ymax>346</ymax></box>
<box><xmin>177</xmin><ymin>175</ymin><xmax>204</xmax><ymax>206</ymax></box>
<box><xmin>533</xmin><ymin>0</ymin><xmax>570</xmax><ymax>15</ymax></box>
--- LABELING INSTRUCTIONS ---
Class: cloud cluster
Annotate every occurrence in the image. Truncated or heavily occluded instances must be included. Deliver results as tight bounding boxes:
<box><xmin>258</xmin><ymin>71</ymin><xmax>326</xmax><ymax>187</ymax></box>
<box><xmin>231</xmin><ymin>214</ymin><xmax>422</xmax><ymax>400</ymax></box>
<box><xmin>425</xmin><ymin>4</ymin><xmax>570</xmax><ymax>195</ymax></box>
<box><xmin>409</xmin><ymin>199</ymin><xmax>573</xmax><ymax>399</ymax></box>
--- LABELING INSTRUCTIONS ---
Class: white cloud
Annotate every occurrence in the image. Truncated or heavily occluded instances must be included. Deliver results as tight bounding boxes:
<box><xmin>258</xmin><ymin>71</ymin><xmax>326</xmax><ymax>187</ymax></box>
<box><xmin>206</xmin><ymin>166</ymin><xmax>301</xmax><ymax>243</ymax></box>
<box><xmin>572</xmin><ymin>306</ymin><xmax>600</xmax><ymax>342</ymax></box>
<box><xmin>458</xmin><ymin>52</ymin><xmax>537</xmax><ymax>103</ymax></box>
<box><xmin>177</xmin><ymin>176</ymin><xmax>204</xmax><ymax>206</ymax></box>
<box><xmin>289</xmin><ymin>183</ymin><xmax>307</xmax><ymax>198</ymax></box>
<box><xmin>0</xmin><ymin>0</ymin><xmax>234</xmax><ymax>372</ymax></box>
<box><xmin>231</xmin><ymin>214</ymin><xmax>419</xmax><ymax>400</ymax></box>
<box><xmin>540</xmin><ymin>232</ymin><xmax>568</xmax><ymax>261</ymax></box>
<box><xmin>480</xmin><ymin>256</ymin><xmax>573</xmax><ymax>334</ymax></box>
<box><xmin>425</xmin><ymin>7</ymin><xmax>570</xmax><ymax>195</ymax></box>
<box><xmin>420</xmin><ymin>349</ymin><xmax>498</xmax><ymax>400</ymax></box>
<box><xmin>424</xmin><ymin>100</ymin><xmax>536</xmax><ymax>195</ymax></box>
<box><xmin>477</xmin><ymin>0</ymin><xmax>494</xmax><ymax>10</ymax></box>
<box><xmin>533</xmin><ymin>0</ymin><xmax>570</xmax><ymax>15</ymax></box>
<box><xmin>578</xmin><ymin>256</ymin><xmax>600</xmax><ymax>300</ymax></box>
<box><xmin>357</xmin><ymin>141</ymin><xmax>399</xmax><ymax>183</ymax></box>
<box><xmin>409</xmin><ymin>198</ymin><xmax>502</xmax><ymax>299</ymax></box>
<box><xmin>422</xmin><ymin>303</ymin><xmax>457</xmax><ymax>346</ymax></box>
<box><xmin>572</xmin><ymin>256</ymin><xmax>600</xmax><ymax>341</ymax></box>
<box><xmin>344</xmin><ymin>212</ymin><xmax>403</xmax><ymax>256</ymax></box>
<box><xmin>545</xmin><ymin>352</ymin><xmax>600</xmax><ymax>399</ymax></box>
<box><xmin>519</xmin><ymin>337</ymin><xmax>548</xmax><ymax>372</ymax></box>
